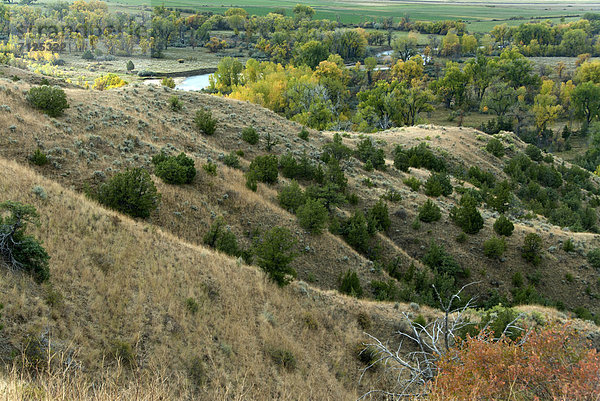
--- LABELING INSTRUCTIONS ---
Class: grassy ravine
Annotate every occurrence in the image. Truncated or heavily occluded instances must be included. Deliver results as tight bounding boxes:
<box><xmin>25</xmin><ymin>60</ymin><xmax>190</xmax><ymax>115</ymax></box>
<box><xmin>0</xmin><ymin>157</ymin><xmax>403</xmax><ymax>400</ymax></box>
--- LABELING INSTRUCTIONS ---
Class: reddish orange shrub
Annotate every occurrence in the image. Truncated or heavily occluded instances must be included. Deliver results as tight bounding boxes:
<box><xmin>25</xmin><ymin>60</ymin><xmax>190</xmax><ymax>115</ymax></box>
<box><xmin>429</xmin><ymin>324</ymin><xmax>600</xmax><ymax>401</ymax></box>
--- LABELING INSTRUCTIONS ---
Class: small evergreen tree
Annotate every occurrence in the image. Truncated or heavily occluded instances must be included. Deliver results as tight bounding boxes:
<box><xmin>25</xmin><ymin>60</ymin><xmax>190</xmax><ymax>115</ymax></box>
<box><xmin>247</xmin><ymin>155</ymin><xmax>278</xmax><ymax>184</ymax></box>
<box><xmin>0</xmin><ymin>201</ymin><xmax>50</xmax><ymax>283</ymax></box>
<box><xmin>450</xmin><ymin>194</ymin><xmax>484</xmax><ymax>234</ymax></box>
<box><xmin>424</xmin><ymin>173</ymin><xmax>453</xmax><ymax>197</ymax></box>
<box><xmin>255</xmin><ymin>227</ymin><xmax>297</xmax><ymax>286</ymax></box>
<box><xmin>522</xmin><ymin>233</ymin><xmax>542</xmax><ymax>266</ymax></box>
<box><xmin>339</xmin><ymin>269</ymin><xmax>363</xmax><ymax>297</ymax></box>
<box><xmin>418</xmin><ymin>199</ymin><xmax>442</xmax><ymax>222</ymax></box>
<box><xmin>486</xmin><ymin>138</ymin><xmax>505</xmax><ymax>157</ymax></box>
<box><xmin>27</xmin><ymin>85</ymin><xmax>69</xmax><ymax>117</ymax></box>
<box><xmin>152</xmin><ymin>152</ymin><xmax>196</xmax><ymax>184</ymax></box>
<box><xmin>194</xmin><ymin>109</ymin><xmax>217</xmax><ymax>135</ymax></box>
<box><xmin>241</xmin><ymin>127</ymin><xmax>259</xmax><ymax>144</ymax></box>
<box><xmin>367</xmin><ymin>199</ymin><xmax>391</xmax><ymax>232</ymax></box>
<box><xmin>278</xmin><ymin>180</ymin><xmax>305</xmax><ymax>213</ymax></box>
<box><xmin>483</xmin><ymin>236</ymin><xmax>506</xmax><ymax>259</ymax></box>
<box><xmin>96</xmin><ymin>168</ymin><xmax>160</xmax><ymax>218</ymax></box>
<box><xmin>126</xmin><ymin>60</ymin><xmax>135</xmax><ymax>72</ymax></box>
<box><xmin>297</xmin><ymin>198</ymin><xmax>328</xmax><ymax>234</ymax></box>
<box><xmin>493</xmin><ymin>215</ymin><xmax>514</xmax><ymax>236</ymax></box>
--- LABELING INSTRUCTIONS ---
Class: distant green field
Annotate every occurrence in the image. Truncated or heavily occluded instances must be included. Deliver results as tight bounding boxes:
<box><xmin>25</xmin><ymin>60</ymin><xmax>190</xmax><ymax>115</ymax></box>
<box><xmin>104</xmin><ymin>0</ymin><xmax>600</xmax><ymax>28</ymax></box>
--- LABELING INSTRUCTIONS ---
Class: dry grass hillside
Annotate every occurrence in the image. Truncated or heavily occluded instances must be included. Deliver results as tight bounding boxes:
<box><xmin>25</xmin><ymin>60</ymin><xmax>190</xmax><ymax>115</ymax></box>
<box><xmin>1</xmin><ymin>64</ymin><xmax>599</xmax><ymax>316</ymax></box>
<box><xmin>0</xmin><ymin>156</ymin><xmax>420</xmax><ymax>400</ymax></box>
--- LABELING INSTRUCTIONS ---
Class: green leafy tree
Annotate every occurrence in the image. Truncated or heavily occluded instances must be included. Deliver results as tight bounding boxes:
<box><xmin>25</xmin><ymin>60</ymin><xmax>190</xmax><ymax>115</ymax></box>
<box><xmin>0</xmin><ymin>201</ymin><xmax>50</xmax><ymax>283</ymax></box>
<box><xmin>255</xmin><ymin>227</ymin><xmax>297</xmax><ymax>286</ymax></box>
<box><xmin>572</xmin><ymin>81</ymin><xmax>600</xmax><ymax>126</ymax></box>
<box><xmin>96</xmin><ymin>168</ymin><xmax>160</xmax><ymax>218</ymax></box>
<box><xmin>211</xmin><ymin>57</ymin><xmax>243</xmax><ymax>93</ymax></box>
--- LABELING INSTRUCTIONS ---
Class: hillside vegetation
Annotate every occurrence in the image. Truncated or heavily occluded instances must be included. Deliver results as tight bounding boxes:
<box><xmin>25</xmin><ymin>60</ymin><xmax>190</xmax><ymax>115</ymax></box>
<box><xmin>2</xmin><ymin>66</ymin><xmax>600</xmax><ymax>398</ymax></box>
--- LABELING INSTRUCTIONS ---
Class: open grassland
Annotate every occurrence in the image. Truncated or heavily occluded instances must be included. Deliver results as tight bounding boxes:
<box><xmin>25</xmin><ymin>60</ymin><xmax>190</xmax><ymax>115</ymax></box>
<box><xmin>102</xmin><ymin>0</ymin><xmax>600</xmax><ymax>26</ymax></box>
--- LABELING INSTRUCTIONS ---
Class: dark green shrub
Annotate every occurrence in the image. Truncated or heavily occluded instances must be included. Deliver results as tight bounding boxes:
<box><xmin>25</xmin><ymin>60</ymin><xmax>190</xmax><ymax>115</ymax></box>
<box><xmin>215</xmin><ymin>229</ymin><xmax>240</xmax><ymax>257</ymax></box>
<box><xmin>269</xmin><ymin>348</ymin><xmax>297</xmax><ymax>371</ymax></box>
<box><xmin>296</xmin><ymin>198</ymin><xmax>328</xmax><ymax>234</ymax></box>
<box><xmin>278</xmin><ymin>181</ymin><xmax>305</xmax><ymax>213</ymax></box>
<box><xmin>371</xmin><ymin>279</ymin><xmax>399</xmax><ymax>301</ymax></box>
<box><xmin>0</xmin><ymin>201</ymin><xmax>50</xmax><ymax>283</ymax></box>
<box><xmin>563</xmin><ymin>238</ymin><xmax>575</xmax><ymax>252</ymax></box>
<box><xmin>169</xmin><ymin>96</ymin><xmax>182</xmax><ymax>111</ymax></box>
<box><xmin>255</xmin><ymin>227</ymin><xmax>297</xmax><ymax>286</ymax></box>
<box><xmin>264</xmin><ymin>132</ymin><xmax>279</xmax><ymax>151</ymax></box>
<box><xmin>356</xmin><ymin>138</ymin><xmax>386</xmax><ymax>170</ymax></box>
<box><xmin>82</xmin><ymin>49</ymin><xmax>95</xmax><ymax>60</ymax></box>
<box><xmin>382</xmin><ymin>189</ymin><xmax>402</xmax><ymax>203</ymax></box>
<box><xmin>203</xmin><ymin>216</ymin><xmax>225</xmax><ymax>247</ymax></box>
<box><xmin>340</xmin><ymin>269</ymin><xmax>363</xmax><ymax>297</ymax></box>
<box><xmin>399</xmin><ymin>143</ymin><xmax>447</xmax><ymax>172</ymax></box>
<box><xmin>248</xmin><ymin>155</ymin><xmax>278</xmax><ymax>184</ymax></box>
<box><xmin>468</xmin><ymin>166</ymin><xmax>496</xmax><ymax>188</ymax></box>
<box><xmin>587</xmin><ymin>248</ymin><xmax>600</xmax><ymax>269</ymax></box>
<box><xmin>96</xmin><ymin>168</ymin><xmax>160</xmax><ymax>218</ymax></box>
<box><xmin>424</xmin><ymin>173</ymin><xmax>452</xmax><ymax>197</ymax></box>
<box><xmin>223</xmin><ymin>152</ymin><xmax>241</xmax><ymax>168</ymax></box>
<box><xmin>279</xmin><ymin>152</ymin><xmax>299</xmax><ymax>178</ymax></box>
<box><xmin>450</xmin><ymin>195</ymin><xmax>484</xmax><ymax>234</ymax></box>
<box><xmin>185</xmin><ymin>297</ymin><xmax>199</xmax><ymax>314</ymax></box>
<box><xmin>341</xmin><ymin>211</ymin><xmax>371</xmax><ymax>254</ymax></box>
<box><xmin>367</xmin><ymin>200</ymin><xmax>391</xmax><ymax>232</ymax></box>
<box><xmin>422</xmin><ymin>241</ymin><xmax>468</xmax><ymax>279</ymax></box>
<box><xmin>298</xmin><ymin>127</ymin><xmax>309</xmax><ymax>141</ymax></box>
<box><xmin>512</xmin><ymin>271</ymin><xmax>524</xmax><ymax>287</ymax></box>
<box><xmin>153</xmin><ymin>152</ymin><xmax>196</xmax><ymax>184</ymax></box>
<box><xmin>403</xmin><ymin>177</ymin><xmax>421</xmax><ymax>191</ymax></box>
<box><xmin>525</xmin><ymin>144</ymin><xmax>543</xmax><ymax>161</ymax></box>
<box><xmin>483</xmin><ymin>236</ymin><xmax>506</xmax><ymax>259</ymax></box>
<box><xmin>486</xmin><ymin>138</ymin><xmax>505</xmax><ymax>157</ymax></box>
<box><xmin>246</xmin><ymin>175</ymin><xmax>257</xmax><ymax>191</ymax></box>
<box><xmin>242</xmin><ymin>127</ymin><xmax>259</xmax><ymax>144</ymax></box>
<box><xmin>412</xmin><ymin>314</ymin><xmax>427</xmax><ymax>327</ymax></box>
<box><xmin>479</xmin><ymin>305</ymin><xmax>521</xmax><ymax>340</ymax></box>
<box><xmin>112</xmin><ymin>340</ymin><xmax>135</xmax><ymax>367</ymax></box>
<box><xmin>322</xmin><ymin>133</ymin><xmax>352</xmax><ymax>162</ymax></box>
<box><xmin>418</xmin><ymin>199</ymin><xmax>441</xmax><ymax>223</ymax></box>
<box><xmin>202</xmin><ymin>162</ymin><xmax>217</xmax><ymax>176</ymax></box>
<box><xmin>456</xmin><ymin>232</ymin><xmax>468</xmax><ymax>243</ymax></box>
<box><xmin>126</xmin><ymin>60</ymin><xmax>134</xmax><ymax>72</ymax></box>
<box><xmin>29</xmin><ymin>149</ymin><xmax>48</xmax><ymax>166</ymax></box>
<box><xmin>493</xmin><ymin>215</ymin><xmax>514</xmax><ymax>237</ymax></box>
<box><xmin>27</xmin><ymin>85</ymin><xmax>69</xmax><ymax>117</ymax></box>
<box><xmin>522</xmin><ymin>233</ymin><xmax>542</xmax><ymax>266</ymax></box>
<box><xmin>194</xmin><ymin>109</ymin><xmax>217</xmax><ymax>135</ymax></box>
<box><xmin>486</xmin><ymin>180</ymin><xmax>513</xmax><ymax>213</ymax></box>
